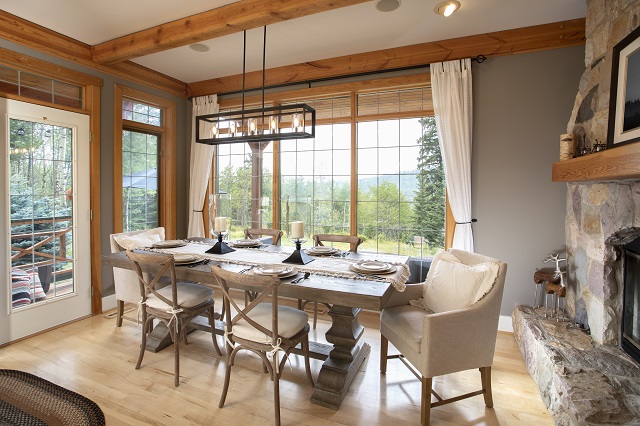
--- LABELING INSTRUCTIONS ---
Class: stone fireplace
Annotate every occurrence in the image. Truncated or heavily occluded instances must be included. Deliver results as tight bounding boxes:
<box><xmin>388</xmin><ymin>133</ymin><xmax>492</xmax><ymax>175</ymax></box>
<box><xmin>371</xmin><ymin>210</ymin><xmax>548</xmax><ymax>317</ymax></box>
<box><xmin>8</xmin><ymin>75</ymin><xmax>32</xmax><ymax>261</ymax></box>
<box><xmin>565</xmin><ymin>182</ymin><xmax>640</xmax><ymax>345</ymax></box>
<box><xmin>511</xmin><ymin>1</ymin><xmax>640</xmax><ymax>424</ymax></box>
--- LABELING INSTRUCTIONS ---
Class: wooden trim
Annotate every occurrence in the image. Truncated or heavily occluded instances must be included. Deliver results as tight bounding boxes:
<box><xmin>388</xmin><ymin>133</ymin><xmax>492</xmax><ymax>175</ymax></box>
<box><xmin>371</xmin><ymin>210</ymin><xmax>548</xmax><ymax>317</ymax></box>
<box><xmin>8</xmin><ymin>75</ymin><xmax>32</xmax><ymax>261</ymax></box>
<box><xmin>161</xmin><ymin>101</ymin><xmax>177</xmax><ymax>239</ymax></box>
<box><xmin>92</xmin><ymin>0</ymin><xmax>370</xmax><ymax>64</ymax></box>
<box><xmin>113</xmin><ymin>85</ymin><xmax>177</xmax><ymax>237</ymax></box>
<box><xmin>355</xmin><ymin>110</ymin><xmax>435</xmax><ymax>123</ymax></box>
<box><xmin>552</xmin><ymin>143</ymin><xmax>640</xmax><ymax>182</ymax></box>
<box><xmin>0</xmin><ymin>92</ymin><xmax>85</xmax><ymax>115</ymax></box>
<box><xmin>273</xmin><ymin>140</ymin><xmax>281</xmax><ymax>230</ymax></box>
<box><xmin>350</xmin><ymin>93</ymin><xmax>358</xmax><ymax>237</ymax></box>
<box><xmin>217</xmin><ymin>73</ymin><xmax>431</xmax><ymax>109</ymax></box>
<box><xmin>0</xmin><ymin>10</ymin><xmax>187</xmax><ymax>97</ymax></box>
<box><xmin>86</xmin><ymin>84</ymin><xmax>102</xmax><ymax>314</ymax></box>
<box><xmin>113</xmin><ymin>85</ymin><xmax>124</xmax><ymax>234</ymax></box>
<box><xmin>445</xmin><ymin>193</ymin><xmax>455</xmax><ymax>250</ymax></box>
<box><xmin>0</xmin><ymin>47</ymin><xmax>102</xmax><ymax>87</ymax></box>
<box><xmin>189</xmin><ymin>18</ymin><xmax>585</xmax><ymax>96</ymax></box>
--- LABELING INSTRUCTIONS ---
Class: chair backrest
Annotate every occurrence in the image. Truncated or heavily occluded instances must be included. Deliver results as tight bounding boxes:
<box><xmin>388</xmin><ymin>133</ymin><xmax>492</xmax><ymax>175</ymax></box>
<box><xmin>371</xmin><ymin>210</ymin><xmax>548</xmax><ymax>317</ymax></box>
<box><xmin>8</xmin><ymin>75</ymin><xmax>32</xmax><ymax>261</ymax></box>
<box><xmin>125</xmin><ymin>250</ymin><xmax>179</xmax><ymax>309</ymax></box>
<box><xmin>109</xmin><ymin>227</ymin><xmax>165</xmax><ymax>303</ymax></box>
<box><xmin>244</xmin><ymin>228</ymin><xmax>283</xmax><ymax>246</ymax></box>
<box><xmin>211</xmin><ymin>266</ymin><xmax>281</xmax><ymax>346</ymax></box>
<box><xmin>313</xmin><ymin>233</ymin><xmax>363</xmax><ymax>252</ymax></box>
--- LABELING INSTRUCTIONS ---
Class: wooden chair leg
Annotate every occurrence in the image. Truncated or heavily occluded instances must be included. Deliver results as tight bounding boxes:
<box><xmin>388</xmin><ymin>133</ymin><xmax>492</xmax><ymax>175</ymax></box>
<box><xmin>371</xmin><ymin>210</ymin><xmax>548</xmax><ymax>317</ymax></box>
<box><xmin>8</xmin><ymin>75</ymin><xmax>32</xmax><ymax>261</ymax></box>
<box><xmin>208</xmin><ymin>308</ymin><xmax>222</xmax><ymax>356</ymax></box>
<box><xmin>380</xmin><ymin>334</ymin><xmax>388</xmax><ymax>373</ymax></box>
<box><xmin>273</xmin><ymin>358</ymin><xmax>281</xmax><ymax>426</ymax></box>
<box><xmin>218</xmin><ymin>344</ymin><xmax>233</xmax><ymax>408</ymax></box>
<box><xmin>302</xmin><ymin>334</ymin><xmax>314</xmax><ymax>387</ymax></box>
<box><xmin>480</xmin><ymin>366</ymin><xmax>493</xmax><ymax>407</ymax></box>
<box><xmin>116</xmin><ymin>300</ymin><xmax>124</xmax><ymax>327</ymax></box>
<box><xmin>421</xmin><ymin>377</ymin><xmax>432</xmax><ymax>426</ymax></box>
<box><xmin>173</xmin><ymin>326</ymin><xmax>180</xmax><ymax>387</ymax></box>
<box><xmin>135</xmin><ymin>312</ymin><xmax>148</xmax><ymax>370</ymax></box>
<box><xmin>312</xmin><ymin>302</ymin><xmax>318</xmax><ymax>329</ymax></box>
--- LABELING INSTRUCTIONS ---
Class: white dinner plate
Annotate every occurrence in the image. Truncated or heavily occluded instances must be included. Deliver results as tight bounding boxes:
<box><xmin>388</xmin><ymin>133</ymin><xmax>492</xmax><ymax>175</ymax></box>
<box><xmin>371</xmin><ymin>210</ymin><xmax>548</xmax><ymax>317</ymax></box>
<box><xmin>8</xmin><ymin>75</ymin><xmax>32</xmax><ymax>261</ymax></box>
<box><xmin>152</xmin><ymin>240</ymin><xmax>187</xmax><ymax>249</ymax></box>
<box><xmin>173</xmin><ymin>254</ymin><xmax>202</xmax><ymax>264</ymax></box>
<box><xmin>232</xmin><ymin>239</ymin><xmax>261</xmax><ymax>247</ymax></box>
<box><xmin>349</xmin><ymin>261</ymin><xmax>396</xmax><ymax>274</ymax></box>
<box><xmin>254</xmin><ymin>265</ymin><xmax>298</xmax><ymax>278</ymax></box>
<box><xmin>305</xmin><ymin>246</ymin><xmax>339</xmax><ymax>255</ymax></box>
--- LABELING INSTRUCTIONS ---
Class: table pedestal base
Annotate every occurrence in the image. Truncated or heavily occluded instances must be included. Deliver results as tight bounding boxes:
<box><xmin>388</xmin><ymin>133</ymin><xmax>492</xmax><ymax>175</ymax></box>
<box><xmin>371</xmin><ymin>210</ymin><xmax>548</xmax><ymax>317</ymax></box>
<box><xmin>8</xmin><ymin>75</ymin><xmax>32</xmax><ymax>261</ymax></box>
<box><xmin>311</xmin><ymin>305</ymin><xmax>368</xmax><ymax>409</ymax></box>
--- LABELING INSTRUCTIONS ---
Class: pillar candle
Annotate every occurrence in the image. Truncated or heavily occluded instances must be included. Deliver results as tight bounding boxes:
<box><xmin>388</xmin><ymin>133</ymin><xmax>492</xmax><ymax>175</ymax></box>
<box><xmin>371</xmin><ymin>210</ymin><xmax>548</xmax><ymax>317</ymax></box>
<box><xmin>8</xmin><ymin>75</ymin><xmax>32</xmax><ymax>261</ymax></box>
<box><xmin>214</xmin><ymin>217</ymin><xmax>227</xmax><ymax>232</ymax></box>
<box><xmin>290</xmin><ymin>221</ymin><xmax>304</xmax><ymax>239</ymax></box>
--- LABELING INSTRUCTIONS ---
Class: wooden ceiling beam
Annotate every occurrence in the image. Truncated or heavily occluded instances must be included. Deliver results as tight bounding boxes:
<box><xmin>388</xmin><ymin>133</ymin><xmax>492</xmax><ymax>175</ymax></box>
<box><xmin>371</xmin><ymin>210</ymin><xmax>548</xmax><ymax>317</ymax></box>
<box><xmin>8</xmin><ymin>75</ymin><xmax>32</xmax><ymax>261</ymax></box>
<box><xmin>91</xmin><ymin>0</ymin><xmax>371</xmax><ymax>65</ymax></box>
<box><xmin>0</xmin><ymin>10</ymin><xmax>188</xmax><ymax>97</ymax></box>
<box><xmin>188</xmin><ymin>18</ymin><xmax>585</xmax><ymax>97</ymax></box>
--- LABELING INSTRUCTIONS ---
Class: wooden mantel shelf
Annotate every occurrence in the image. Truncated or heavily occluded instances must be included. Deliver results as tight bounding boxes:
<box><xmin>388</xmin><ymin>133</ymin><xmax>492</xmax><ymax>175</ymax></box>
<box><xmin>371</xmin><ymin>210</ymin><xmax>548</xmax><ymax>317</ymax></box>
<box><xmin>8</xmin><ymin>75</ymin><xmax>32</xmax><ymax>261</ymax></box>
<box><xmin>552</xmin><ymin>143</ymin><xmax>640</xmax><ymax>182</ymax></box>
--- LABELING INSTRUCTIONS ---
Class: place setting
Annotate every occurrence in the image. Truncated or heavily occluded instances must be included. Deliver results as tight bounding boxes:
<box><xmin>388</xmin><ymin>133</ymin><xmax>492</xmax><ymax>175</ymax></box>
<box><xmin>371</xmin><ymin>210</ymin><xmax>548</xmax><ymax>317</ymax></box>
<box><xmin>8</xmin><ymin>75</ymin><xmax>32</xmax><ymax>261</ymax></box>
<box><xmin>228</xmin><ymin>238</ymin><xmax>262</xmax><ymax>248</ymax></box>
<box><xmin>304</xmin><ymin>246</ymin><xmax>341</xmax><ymax>256</ymax></box>
<box><xmin>349</xmin><ymin>260</ymin><xmax>397</xmax><ymax>280</ymax></box>
<box><xmin>172</xmin><ymin>253</ymin><xmax>208</xmax><ymax>267</ymax></box>
<box><xmin>251</xmin><ymin>264</ymin><xmax>299</xmax><ymax>279</ymax></box>
<box><xmin>151</xmin><ymin>239</ymin><xmax>187</xmax><ymax>249</ymax></box>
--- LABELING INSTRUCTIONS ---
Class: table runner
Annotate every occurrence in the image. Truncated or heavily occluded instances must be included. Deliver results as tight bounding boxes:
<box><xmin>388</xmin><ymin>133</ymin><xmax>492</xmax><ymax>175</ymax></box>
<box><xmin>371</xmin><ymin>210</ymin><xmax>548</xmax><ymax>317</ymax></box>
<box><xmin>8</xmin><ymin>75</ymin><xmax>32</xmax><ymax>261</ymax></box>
<box><xmin>144</xmin><ymin>241</ymin><xmax>409</xmax><ymax>291</ymax></box>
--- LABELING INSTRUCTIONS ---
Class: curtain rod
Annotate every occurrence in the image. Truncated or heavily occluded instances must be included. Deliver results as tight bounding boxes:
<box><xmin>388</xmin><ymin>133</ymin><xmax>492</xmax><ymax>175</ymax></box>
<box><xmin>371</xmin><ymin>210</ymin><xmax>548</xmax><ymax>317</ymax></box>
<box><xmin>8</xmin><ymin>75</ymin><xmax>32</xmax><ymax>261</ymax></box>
<box><xmin>189</xmin><ymin>55</ymin><xmax>486</xmax><ymax>100</ymax></box>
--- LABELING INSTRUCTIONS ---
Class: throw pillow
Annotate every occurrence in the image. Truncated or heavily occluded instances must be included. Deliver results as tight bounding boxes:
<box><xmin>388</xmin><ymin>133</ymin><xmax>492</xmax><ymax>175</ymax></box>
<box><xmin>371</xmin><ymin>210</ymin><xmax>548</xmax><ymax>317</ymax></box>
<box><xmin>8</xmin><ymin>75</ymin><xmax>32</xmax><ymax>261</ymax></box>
<box><xmin>114</xmin><ymin>228</ymin><xmax>164</xmax><ymax>250</ymax></box>
<box><xmin>423</xmin><ymin>258</ymin><xmax>497</xmax><ymax>313</ymax></box>
<box><xmin>421</xmin><ymin>249</ymin><xmax>461</xmax><ymax>303</ymax></box>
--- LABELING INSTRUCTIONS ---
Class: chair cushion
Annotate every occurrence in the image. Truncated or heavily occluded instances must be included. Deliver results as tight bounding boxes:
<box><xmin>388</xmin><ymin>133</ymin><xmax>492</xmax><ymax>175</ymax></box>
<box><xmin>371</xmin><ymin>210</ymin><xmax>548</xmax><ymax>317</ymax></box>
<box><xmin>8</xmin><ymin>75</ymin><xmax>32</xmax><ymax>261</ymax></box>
<box><xmin>423</xmin><ymin>257</ymin><xmax>499</xmax><ymax>313</ymax></box>
<box><xmin>145</xmin><ymin>282</ymin><xmax>213</xmax><ymax>310</ymax></box>
<box><xmin>233</xmin><ymin>303</ymin><xmax>309</xmax><ymax>344</ymax></box>
<box><xmin>380</xmin><ymin>305</ymin><xmax>425</xmax><ymax>356</ymax></box>
<box><xmin>113</xmin><ymin>228</ymin><xmax>164</xmax><ymax>250</ymax></box>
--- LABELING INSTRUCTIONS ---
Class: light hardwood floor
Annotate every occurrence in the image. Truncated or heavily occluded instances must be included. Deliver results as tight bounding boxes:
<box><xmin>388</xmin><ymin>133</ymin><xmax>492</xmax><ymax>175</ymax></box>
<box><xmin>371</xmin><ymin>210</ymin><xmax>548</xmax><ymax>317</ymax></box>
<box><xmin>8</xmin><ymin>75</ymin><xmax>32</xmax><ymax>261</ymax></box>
<box><xmin>0</xmin><ymin>303</ymin><xmax>552</xmax><ymax>425</ymax></box>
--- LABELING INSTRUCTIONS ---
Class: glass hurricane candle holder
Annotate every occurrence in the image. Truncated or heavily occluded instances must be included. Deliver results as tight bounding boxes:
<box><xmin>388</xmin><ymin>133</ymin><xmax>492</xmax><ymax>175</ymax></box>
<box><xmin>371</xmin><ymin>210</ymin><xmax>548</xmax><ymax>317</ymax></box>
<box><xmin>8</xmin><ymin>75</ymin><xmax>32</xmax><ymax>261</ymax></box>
<box><xmin>283</xmin><ymin>236</ymin><xmax>314</xmax><ymax>265</ymax></box>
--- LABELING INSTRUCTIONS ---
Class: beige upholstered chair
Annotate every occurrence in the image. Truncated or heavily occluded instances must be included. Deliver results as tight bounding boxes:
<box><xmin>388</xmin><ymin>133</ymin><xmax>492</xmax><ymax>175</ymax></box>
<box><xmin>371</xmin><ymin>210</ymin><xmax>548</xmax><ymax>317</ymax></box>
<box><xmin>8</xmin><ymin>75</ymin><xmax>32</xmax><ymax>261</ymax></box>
<box><xmin>126</xmin><ymin>250</ymin><xmax>222</xmax><ymax>387</ymax></box>
<box><xmin>244</xmin><ymin>228</ymin><xmax>284</xmax><ymax>246</ymax></box>
<box><xmin>109</xmin><ymin>227</ymin><xmax>165</xmax><ymax>326</ymax></box>
<box><xmin>380</xmin><ymin>249</ymin><xmax>507</xmax><ymax>425</ymax></box>
<box><xmin>299</xmin><ymin>234</ymin><xmax>363</xmax><ymax>328</ymax></box>
<box><xmin>212</xmin><ymin>266</ymin><xmax>314</xmax><ymax>426</ymax></box>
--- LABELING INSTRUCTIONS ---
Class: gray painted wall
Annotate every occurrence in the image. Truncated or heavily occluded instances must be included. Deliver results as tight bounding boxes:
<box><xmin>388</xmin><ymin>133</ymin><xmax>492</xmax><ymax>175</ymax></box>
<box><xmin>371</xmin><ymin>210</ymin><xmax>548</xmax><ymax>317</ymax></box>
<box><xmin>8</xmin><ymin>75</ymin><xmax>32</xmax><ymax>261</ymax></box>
<box><xmin>0</xmin><ymin>39</ymin><xmax>190</xmax><ymax>297</ymax></box>
<box><xmin>0</xmin><ymin>38</ymin><xmax>585</xmax><ymax>312</ymax></box>
<box><xmin>472</xmin><ymin>46</ymin><xmax>584</xmax><ymax>316</ymax></box>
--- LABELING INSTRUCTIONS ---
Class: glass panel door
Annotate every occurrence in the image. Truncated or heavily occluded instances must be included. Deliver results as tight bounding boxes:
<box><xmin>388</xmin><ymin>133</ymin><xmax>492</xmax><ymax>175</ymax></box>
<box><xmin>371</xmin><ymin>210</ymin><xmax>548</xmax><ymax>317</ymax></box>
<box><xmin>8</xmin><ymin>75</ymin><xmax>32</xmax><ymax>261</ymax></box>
<box><xmin>1</xmin><ymin>98</ymin><xmax>91</xmax><ymax>345</ymax></box>
<box><xmin>9</xmin><ymin>119</ymin><xmax>75</xmax><ymax>305</ymax></box>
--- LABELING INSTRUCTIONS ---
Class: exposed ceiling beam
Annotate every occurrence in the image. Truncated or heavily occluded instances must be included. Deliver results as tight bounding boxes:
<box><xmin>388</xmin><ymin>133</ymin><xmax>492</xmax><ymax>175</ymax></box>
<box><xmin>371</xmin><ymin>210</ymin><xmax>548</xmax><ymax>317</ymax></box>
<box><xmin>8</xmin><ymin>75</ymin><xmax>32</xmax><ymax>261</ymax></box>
<box><xmin>91</xmin><ymin>0</ymin><xmax>371</xmax><ymax>65</ymax></box>
<box><xmin>0</xmin><ymin>10</ymin><xmax>187</xmax><ymax>97</ymax></box>
<box><xmin>188</xmin><ymin>18</ymin><xmax>585</xmax><ymax>97</ymax></box>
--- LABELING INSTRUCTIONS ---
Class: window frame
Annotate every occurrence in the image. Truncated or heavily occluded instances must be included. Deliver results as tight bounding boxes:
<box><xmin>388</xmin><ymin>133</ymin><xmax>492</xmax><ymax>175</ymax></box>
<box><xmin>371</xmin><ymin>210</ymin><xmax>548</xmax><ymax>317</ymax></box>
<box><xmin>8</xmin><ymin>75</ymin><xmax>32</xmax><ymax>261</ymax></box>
<box><xmin>215</xmin><ymin>73</ymin><xmax>454</xmax><ymax>250</ymax></box>
<box><xmin>113</xmin><ymin>84</ymin><xmax>176</xmax><ymax>238</ymax></box>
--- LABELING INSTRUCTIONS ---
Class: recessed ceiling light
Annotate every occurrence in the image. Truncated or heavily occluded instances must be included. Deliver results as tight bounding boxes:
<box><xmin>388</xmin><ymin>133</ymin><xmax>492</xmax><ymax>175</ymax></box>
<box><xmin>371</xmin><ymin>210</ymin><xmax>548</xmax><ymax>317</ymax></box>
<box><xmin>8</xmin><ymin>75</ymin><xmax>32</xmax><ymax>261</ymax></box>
<box><xmin>189</xmin><ymin>43</ymin><xmax>210</xmax><ymax>53</ymax></box>
<box><xmin>434</xmin><ymin>0</ymin><xmax>461</xmax><ymax>17</ymax></box>
<box><xmin>375</xmin><ymin>0</ymin><xmax>401</xmax><ymax>12</ymax></box>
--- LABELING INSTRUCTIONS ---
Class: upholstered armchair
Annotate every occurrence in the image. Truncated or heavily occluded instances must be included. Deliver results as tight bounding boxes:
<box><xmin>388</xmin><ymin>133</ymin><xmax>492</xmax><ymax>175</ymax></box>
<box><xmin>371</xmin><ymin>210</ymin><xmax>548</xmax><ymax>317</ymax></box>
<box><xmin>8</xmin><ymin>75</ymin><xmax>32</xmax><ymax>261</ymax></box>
<box><xmin>109</xmin><ymin>227</ymin><xmax>165</xmax><ymax>326</ymax></box>
<box><xmin>380</xmin><ymin>249</ymin><xmax>507</xmax><ymax>425</ymax></box>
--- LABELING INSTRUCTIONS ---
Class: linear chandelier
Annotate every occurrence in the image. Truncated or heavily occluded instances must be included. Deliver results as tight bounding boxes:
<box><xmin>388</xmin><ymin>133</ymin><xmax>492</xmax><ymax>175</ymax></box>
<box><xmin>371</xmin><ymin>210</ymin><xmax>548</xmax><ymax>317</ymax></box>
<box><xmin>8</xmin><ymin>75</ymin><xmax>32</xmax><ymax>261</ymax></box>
<box><xmin>196</xmin><ymin>27</ymin><xmax>316</xmax><ymax>145</ymax></box>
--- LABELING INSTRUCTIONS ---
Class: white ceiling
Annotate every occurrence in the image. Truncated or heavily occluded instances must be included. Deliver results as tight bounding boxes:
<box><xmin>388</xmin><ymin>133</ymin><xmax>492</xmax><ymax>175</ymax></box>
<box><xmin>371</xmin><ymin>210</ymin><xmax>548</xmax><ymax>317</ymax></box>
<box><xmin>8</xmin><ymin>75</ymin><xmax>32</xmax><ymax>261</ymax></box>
<box><xmin>0</xmin><ymin>0</ymin><xmax>586</xmax><ymax>84</ymax></box>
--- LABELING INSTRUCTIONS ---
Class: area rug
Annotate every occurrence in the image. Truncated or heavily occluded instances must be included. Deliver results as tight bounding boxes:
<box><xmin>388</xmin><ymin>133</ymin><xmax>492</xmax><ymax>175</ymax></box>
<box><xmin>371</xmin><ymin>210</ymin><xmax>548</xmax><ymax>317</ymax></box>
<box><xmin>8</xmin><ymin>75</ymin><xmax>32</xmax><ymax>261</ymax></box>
<box><xmin>0</xmin><ymin>370</ymin><xmax>105</xmax><ymax>426</ymax></box>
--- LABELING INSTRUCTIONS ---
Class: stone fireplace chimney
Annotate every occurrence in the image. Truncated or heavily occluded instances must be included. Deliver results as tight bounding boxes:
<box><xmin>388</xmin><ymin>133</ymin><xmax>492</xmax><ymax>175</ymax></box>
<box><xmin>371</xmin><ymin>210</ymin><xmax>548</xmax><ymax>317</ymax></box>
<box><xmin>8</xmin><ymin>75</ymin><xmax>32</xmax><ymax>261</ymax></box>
<box><xmin>565</xmin><ymin>1</ymin><xmax>640</xmax><ymax>345</ymax></box>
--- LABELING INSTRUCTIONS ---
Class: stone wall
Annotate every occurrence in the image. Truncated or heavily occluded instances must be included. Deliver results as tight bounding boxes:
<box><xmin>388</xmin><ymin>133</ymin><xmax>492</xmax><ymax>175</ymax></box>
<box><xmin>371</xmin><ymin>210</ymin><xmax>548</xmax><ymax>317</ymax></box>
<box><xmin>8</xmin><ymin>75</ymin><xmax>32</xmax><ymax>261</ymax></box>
<box><xmin>565</xmin><ymin>0</ymin><xmax>640</xmax><ymax>345</ymax></box>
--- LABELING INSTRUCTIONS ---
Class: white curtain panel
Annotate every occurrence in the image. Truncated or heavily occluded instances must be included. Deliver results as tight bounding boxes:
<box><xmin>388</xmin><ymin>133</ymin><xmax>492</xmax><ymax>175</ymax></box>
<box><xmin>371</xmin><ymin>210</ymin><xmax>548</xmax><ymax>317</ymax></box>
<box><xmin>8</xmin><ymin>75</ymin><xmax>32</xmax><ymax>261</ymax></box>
<box><xmin>187</xmin><ymin>95</ymin><xmax>218</xmax><ymax>238</ymax></box>
<box><xmin>430</xmin><ymin>58</ymin><xmax>474</xmax><ymax>251</ymax></box>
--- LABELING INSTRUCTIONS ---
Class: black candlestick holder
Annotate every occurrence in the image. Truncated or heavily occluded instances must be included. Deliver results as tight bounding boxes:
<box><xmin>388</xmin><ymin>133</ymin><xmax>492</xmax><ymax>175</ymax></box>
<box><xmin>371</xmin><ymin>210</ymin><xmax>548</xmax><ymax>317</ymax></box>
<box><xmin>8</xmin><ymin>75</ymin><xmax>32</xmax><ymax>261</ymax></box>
<box><xmin>205</xmin><ymin>231</ymin><xmax>236</xmax><ymax>255</ymax></box>
<box><xmin>283</xmin><ymin>238</ymin><xmax>314</xmax><ymax>265</ymax></box>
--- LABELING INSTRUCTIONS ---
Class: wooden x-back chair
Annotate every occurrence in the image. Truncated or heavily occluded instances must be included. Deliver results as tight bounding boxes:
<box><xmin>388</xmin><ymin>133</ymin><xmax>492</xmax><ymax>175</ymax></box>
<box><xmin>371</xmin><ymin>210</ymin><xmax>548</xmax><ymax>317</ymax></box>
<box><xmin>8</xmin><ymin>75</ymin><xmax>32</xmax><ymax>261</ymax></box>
<box><xmin>211</xmin><ymin>265</ymin><xmax>314</xmax><ymax>426</ymax></box>
<box><xmin>244</xmin><ymin>228</ymin><xmax>284</xmax><ymax>246</ymax></box>
<box><xmin>126</xmin><ymin>250</ymin><xmax>222</xmax><ymax>387</ymax></box>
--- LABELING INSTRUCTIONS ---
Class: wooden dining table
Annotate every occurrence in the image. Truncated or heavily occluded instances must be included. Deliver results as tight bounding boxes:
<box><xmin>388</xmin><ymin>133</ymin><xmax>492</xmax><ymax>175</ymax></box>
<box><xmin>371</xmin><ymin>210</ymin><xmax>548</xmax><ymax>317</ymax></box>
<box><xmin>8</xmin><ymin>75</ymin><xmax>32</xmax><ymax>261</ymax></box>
<box><xmin>102</xmin><ymin>237</ymin><xmax>409</xmax><ymax>410</ymax></box>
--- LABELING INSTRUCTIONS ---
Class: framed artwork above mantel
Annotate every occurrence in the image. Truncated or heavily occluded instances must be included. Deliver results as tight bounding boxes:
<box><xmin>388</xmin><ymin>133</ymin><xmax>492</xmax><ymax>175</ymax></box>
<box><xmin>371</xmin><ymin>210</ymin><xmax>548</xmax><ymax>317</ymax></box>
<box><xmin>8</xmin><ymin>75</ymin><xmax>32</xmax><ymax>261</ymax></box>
<box><xmin>608</xmin><ymin>25</ymin><xmax>640</xmax><ymax>148</ymax></box>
